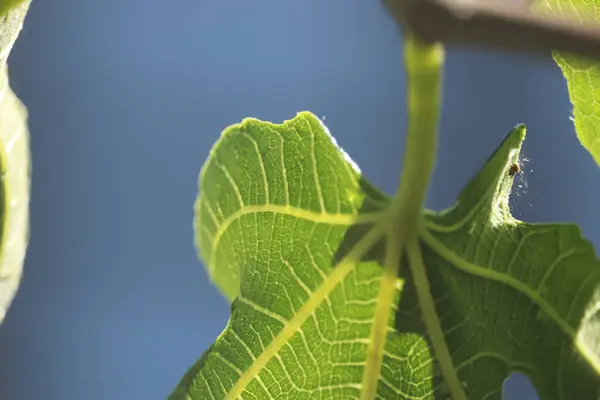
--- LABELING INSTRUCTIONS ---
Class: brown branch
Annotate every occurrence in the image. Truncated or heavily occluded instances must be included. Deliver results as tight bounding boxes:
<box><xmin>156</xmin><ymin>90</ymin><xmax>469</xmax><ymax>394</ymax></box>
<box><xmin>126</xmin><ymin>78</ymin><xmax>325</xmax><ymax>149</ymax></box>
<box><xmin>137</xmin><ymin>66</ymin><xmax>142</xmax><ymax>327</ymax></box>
<box><xmin>385</xmin><ymin>0</ymin><xmax>600</xmax><ymax>59</ymax></box>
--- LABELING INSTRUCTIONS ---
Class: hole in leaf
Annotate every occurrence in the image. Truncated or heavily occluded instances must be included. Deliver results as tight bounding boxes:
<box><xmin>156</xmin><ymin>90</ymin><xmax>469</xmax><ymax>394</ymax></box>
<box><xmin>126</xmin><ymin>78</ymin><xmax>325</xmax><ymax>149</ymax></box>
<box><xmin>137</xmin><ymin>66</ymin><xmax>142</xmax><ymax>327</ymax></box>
<box><xmin>503</xmin><ymin>372</ymin><xmax>538</xmax><ymax>400</ymax></box>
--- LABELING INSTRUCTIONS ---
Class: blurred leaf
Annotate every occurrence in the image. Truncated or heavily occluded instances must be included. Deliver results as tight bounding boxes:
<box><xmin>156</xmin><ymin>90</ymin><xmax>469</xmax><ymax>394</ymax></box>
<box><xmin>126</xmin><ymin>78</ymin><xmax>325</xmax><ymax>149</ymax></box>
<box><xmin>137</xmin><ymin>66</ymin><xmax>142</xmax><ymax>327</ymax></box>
<box><xmin>532</xmin><ymin>0</ymin><xmax>600</xmax><ymax>167</ymax></box>
<box><xmin>0</xmin><ymin>0</ymin><xmax>26</xmax><ymax>17</ymax></box>
<box><xmin>0</xmin><ymin>1</ymin><xmax>30</xmax><ymax>325</ymax></box>
<box><xmin>172</xmin><ymin>113</ymin><xmax>600</xmax><ymax>399</ymax></box>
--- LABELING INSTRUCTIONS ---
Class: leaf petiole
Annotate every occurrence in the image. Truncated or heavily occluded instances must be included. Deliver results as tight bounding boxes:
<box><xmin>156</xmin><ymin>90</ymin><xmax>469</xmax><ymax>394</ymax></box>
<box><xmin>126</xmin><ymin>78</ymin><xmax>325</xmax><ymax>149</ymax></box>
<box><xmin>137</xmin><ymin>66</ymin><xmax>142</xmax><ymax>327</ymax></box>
<box><xmin>392</xmin><ymin>35</ymin><xmax>444</xmax><ymax>240</ymax></box>
<box><xmin>389</xmin><ymin>33</ymin><xmax>469</xmax><ymax>400</ymax></box>
<box><xmin>407</xmin><ymin>234</ymin><xmax>468</xmax><ymax>400</ymax></box>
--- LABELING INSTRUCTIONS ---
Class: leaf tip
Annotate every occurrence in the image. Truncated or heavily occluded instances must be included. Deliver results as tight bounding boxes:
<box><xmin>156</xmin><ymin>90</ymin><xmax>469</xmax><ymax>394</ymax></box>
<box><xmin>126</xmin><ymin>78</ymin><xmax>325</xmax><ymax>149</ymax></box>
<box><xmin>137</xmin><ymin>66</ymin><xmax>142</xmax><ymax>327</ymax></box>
<box><xmin>513</xmin><ymin>123</ymin><xmax>527</xmax><ymax>141</ymax></box>
<box><xmin>500</xmin><ymin>123</ymin><xmax>526</xmax><ymax>149</ymax></box>
<box><xmin>432</xmin><ymin>124</ymin><xmax>529</xmax><ymax>228</ymax></box>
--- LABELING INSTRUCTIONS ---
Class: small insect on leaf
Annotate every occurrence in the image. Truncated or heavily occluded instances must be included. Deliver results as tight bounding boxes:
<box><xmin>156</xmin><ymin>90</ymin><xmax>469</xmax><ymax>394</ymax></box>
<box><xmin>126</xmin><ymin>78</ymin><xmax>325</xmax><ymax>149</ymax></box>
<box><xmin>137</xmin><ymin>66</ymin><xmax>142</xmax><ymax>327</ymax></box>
<box><xmin>508</xmin><ymin>163</ymin><xmax>520</xmax><ymax>177</ymax></box>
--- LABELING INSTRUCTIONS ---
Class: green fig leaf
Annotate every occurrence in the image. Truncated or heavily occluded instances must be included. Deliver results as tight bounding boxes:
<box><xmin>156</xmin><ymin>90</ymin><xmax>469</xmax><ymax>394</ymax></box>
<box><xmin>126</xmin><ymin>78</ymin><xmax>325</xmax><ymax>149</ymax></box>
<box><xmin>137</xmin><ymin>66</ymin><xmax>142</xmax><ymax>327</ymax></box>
<box><xmin>172</xmin><ymin>113</ymin><xmax>600</xmax><ymax>399</ymax></box>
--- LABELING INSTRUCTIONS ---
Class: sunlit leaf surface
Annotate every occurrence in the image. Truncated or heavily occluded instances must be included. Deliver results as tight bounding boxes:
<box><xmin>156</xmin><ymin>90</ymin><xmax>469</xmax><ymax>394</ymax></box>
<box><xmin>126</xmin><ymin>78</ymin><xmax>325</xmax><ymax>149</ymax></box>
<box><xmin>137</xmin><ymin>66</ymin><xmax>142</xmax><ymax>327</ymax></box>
<box><xmin>0</xmin><ymin>1</ymin><xmax>30</xmax><ymax>325</ymax></box>
<box><xmin>172</xmin><ymin>112</ymin><xmax>600</xmax><ymax>399</ymax></box>
<box><xmin>532</xmin><ymin>0</ymin><xmax>600</xmax><ymax>167</ymax></box>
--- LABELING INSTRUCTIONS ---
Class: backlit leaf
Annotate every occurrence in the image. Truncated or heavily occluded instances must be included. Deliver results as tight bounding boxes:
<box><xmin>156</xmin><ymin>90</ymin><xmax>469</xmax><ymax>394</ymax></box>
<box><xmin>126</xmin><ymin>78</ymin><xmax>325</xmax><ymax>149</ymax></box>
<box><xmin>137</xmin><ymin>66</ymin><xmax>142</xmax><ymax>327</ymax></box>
<box><xmin>531</xmin><ymin>0</ymin><xmax>600</xmax><ymax>167</ymax></box>
<box><xmin>173</xmin><ymin>112</ymin><xmax>600</xmax><ymax>399</ymax></box>
<box><xmin>0</xmin><ymin>0</ymin><xmax>26</xmax><ymax>17</ymax></box>
<box><xmin>0</xmin><ymin>1</ymin><xmax>30</xmax><ymax>325</ymax></box>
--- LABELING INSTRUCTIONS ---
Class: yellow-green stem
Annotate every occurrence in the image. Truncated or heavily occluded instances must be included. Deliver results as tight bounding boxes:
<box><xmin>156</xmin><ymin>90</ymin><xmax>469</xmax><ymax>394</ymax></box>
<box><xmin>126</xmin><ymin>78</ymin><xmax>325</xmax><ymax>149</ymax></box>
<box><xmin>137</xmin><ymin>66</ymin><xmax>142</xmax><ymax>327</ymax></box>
<box><xmin>360</xmin><ymin>231</ymin><xmax>404</xmax><ymax>399</ymax></box>
<box><xmin>393</xmin><ymin>35</ymin><xmax>444</xmax><ymax>237</ymax></box>
<box><xmin>407</xmin><ymin>236</ymin><xmax>467</xmax><ymax>400</ymax></box>
<box><xmin>359</xmin><ymin>33</ymin><xmax>446</xmax><ymax>400</ymax></box>
<box><xmin>390</xmin><ymin>34</ymin><xmax>467</xmax><ymax>400</ymax></box>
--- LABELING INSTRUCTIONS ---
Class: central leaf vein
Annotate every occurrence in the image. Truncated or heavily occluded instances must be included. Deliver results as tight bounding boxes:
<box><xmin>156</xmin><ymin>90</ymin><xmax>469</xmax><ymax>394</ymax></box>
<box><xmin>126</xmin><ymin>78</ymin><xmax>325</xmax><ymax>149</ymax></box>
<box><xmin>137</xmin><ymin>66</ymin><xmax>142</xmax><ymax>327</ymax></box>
<box><xmin>420</xmin><ymin>227</ymin><xmax>575</xmax><ymax>338</ymax></box>
<box><xmin>224</xmin><ymin>221</ymin><xmax>387</xmax><ymax>399</ymax></box>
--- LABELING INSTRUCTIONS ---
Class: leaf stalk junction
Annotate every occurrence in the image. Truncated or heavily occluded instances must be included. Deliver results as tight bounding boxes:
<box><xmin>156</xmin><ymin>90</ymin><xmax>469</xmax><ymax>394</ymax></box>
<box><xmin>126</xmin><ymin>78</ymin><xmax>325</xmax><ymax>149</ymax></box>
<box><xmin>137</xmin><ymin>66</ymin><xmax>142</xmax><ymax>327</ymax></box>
<box><xmin>361</xmin><ymin>35</ymin><xmax>468</xmax><ymax>400</ymax></box>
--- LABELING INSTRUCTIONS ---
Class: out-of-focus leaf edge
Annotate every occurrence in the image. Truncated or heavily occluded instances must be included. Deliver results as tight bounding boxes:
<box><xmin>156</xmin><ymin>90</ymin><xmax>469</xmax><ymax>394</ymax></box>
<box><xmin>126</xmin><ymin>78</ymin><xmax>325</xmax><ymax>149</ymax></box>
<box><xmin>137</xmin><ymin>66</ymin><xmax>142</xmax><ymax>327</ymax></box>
<box><xmin>0</xmin><ymin>0</ymin><xmax>31</xmax><ymax>325</ymax></box>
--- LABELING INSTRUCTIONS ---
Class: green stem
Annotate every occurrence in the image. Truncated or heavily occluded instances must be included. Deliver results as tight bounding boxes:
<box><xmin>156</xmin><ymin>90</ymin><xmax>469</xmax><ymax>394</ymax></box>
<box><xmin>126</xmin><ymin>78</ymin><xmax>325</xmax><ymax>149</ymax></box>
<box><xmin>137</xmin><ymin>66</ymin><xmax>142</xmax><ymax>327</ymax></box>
<box><xmin>392</xmin><ymin>35</ymin><xmax>444</xmax><ymax>237</ymax></box>
<box><xmin>360</xmin><ymin>230</ymin><xmax>404</xmax><ymax>399</ymax></box>
<box><xmin>407</xmin><ymin>236</ymin><xmax>467</xmax><ymax>400</ymax></box>
<box><xmin>392</xmin><ymin>35</ymin><xmax>468</xmax><ymax>400</ymax></box>
<box><xmin>360</xmin><ymin>36</ymin><xmax>444</xmax><ymax>398</ymax></box>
